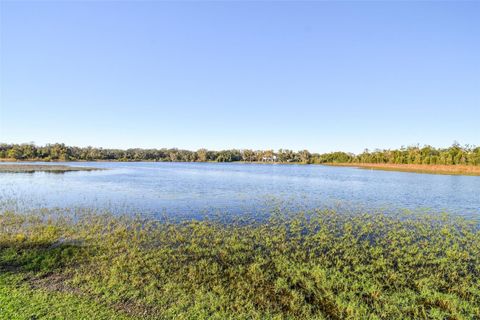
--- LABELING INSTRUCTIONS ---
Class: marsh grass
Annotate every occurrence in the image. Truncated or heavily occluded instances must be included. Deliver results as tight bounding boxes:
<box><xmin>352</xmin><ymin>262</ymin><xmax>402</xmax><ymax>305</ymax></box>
<box><xmin>326</xmin><ymin>163</ymin><xmax>480</xmax><ymax>176</ymax></box>
<box><xmin>0</xmin><ymin>208</ymin><xmax>479</xmax><ymax>319</ymax></box>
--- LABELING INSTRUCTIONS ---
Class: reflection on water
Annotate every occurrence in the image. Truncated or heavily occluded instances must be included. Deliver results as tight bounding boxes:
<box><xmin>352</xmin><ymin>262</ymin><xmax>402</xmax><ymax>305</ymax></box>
<box><xmin>0</xmin><ymin>162</ymin><xmax>479</xmax><ymax>217</ymax></box>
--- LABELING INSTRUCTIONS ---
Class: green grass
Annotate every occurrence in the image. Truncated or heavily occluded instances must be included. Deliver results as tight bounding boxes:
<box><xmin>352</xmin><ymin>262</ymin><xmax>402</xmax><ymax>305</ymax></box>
<box><xmin>0</xmin><ymin>209</ymin><xmax>479</xmax><ymax>319</ymax></box>
<box><xmin>0</xmin><ymin>273</ymin><xmax>131</xmax><ymax>320</ymax></box>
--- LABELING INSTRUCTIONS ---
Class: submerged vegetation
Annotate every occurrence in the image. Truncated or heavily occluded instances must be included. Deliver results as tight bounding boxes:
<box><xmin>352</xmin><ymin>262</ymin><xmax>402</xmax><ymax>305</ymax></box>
<box><xmin>1</xmin><ymin>142</ymin><xmax>479</xmax><ymax>165</ymax></box>
<box><xmin>0</xmin><ymin>208</ymin><xmax>479</xmax><ymax>319</ymax></box>
<box><xmin>0</xmin><ymin>164</ymin><xmax>101</xmax><ymax>173</ymax></box>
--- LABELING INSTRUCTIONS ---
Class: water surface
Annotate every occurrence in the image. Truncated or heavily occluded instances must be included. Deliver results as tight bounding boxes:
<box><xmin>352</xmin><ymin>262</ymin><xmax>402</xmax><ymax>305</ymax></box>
<box><xmin>0</xmin><ymin>162</ymin><xmax>479</xmax><ymax>217</ymax></box>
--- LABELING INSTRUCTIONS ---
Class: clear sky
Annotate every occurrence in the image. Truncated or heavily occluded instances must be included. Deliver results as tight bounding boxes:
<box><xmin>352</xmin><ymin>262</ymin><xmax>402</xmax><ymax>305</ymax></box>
<box><xmin>0</xmin><ymin>1</ymin><xmax>479</xmax><ymax>153</ymax></box>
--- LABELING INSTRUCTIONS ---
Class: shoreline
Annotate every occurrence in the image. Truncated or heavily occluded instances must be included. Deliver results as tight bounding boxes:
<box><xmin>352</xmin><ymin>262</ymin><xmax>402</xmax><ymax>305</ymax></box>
<box><xmin>2</xmin><ymin>159</ymin><xmax>480</xmax><ymax>176</ymax></box>
<box><xmin>0</xmin><ymin>158</ymin><xmax>306</xmax><ymax>165</ymax></box>
<box><xmin>325</xmin><ymin>163</ymin><xmax>480</xmax><ymax>176</ymax></box>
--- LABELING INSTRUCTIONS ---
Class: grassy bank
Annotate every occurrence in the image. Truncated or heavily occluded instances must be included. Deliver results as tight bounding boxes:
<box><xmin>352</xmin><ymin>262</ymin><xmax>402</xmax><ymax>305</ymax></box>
<box><xmin>0</xmin><ymin>209</ymin><xmax>479</xmax><ymax>319</ymax></box>
<box><xmin>326</xmin><ymin>163</ymin><xmax>480</xmax><ymax>176</ymax></box>
<box><xmin>0</xmin><ymin>164</ymin><xmax>101</xmax><ymax>173</ymax></box>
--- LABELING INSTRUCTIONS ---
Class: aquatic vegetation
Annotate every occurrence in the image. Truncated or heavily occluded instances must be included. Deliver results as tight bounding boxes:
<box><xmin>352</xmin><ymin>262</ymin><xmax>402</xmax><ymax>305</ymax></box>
<box><xmin>0</xmin><ymin>208</ymin><xmax>479</xmax><ymax>319</ymax></box>
<box><xmin>0</xmin><ymin>164</ymin><xmax>101</xmax><ymax>173</ymax></box>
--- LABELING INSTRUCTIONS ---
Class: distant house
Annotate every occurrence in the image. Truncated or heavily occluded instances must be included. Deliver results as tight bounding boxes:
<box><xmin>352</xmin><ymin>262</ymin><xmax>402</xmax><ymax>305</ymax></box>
<box><xmin>262</xmin><ymin>155</ymin><xmax>277</xmax><ymax>162</ymax></box>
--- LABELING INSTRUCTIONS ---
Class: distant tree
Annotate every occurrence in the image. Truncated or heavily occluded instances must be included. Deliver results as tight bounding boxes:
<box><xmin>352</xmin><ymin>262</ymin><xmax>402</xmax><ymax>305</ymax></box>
<box><xmin>7</xmin><ymin>146</ymin><xmax>23</xmax><ymax>160</ymax></box>
<box><xmin>216</xmin><ymin>150</ymin><xmax>233</xmax><ymax>162</ymax></box>
<box><xmin>0</xmin><ymin>142</ymin><xmax>478</xmax><ymax>166</ymax></box>
<box><xmin>196</xmin><ymin>149</ymin><xmax>208</xmax><ymax>162</ymax></box>
<box><xmin>299</xmin><ymin>150</ymin><xmax>311</xmax><ymax>164</ymax></box>
<box><xmin>242</xmin><ymin>149</ymin><xmax>255</xmax><ymax>162</ymax></box>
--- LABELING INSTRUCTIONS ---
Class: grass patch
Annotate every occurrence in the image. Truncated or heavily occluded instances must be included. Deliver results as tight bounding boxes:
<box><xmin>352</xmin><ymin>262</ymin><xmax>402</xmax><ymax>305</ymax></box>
<box><xmin>0</xmin><ymin>209</ymin><xmax>479</xmax><ymax>319</ymax></box>
<box><xmin>0</xmin><ymin>273</ymin><xmax>131</xmax><ymax>320</ymax></box>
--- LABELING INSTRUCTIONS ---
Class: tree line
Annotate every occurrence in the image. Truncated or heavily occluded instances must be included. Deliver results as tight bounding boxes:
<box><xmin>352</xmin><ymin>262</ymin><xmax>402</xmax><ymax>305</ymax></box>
<box><xmin>0</xmin><ymin>142</ymin><xmax>479</xmax><ymax>165</ymax></box>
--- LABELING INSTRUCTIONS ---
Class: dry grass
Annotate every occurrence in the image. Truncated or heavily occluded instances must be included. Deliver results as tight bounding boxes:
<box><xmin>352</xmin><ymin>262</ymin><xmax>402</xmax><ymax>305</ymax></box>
<box><xmin>326</xmin><ymin>163</ymin><xmax>480</xmax><ymax>176</ymax></box>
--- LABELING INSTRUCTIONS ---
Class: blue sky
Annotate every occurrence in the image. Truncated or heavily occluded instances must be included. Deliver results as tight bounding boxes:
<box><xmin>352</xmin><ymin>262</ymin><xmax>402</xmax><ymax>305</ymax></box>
<box><xmin>1</xmin><ymin>1</ymin><xmax>479</xmax><ymax>153</ymax></box>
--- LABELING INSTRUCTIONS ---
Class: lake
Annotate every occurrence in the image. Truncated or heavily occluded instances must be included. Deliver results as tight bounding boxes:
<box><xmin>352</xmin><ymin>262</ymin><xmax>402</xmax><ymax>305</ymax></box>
<box><xmin>0</xmin><ymin>162</ymin><xmax>479</xmax><ymax>218</ymax></box>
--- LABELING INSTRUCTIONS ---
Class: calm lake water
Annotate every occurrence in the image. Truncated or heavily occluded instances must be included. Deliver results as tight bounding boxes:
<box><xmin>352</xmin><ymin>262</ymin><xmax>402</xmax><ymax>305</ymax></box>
<box><xmin>0</xmin><ymin>162</ymin><xmax>479</xmax><ymax>218</ymax></box>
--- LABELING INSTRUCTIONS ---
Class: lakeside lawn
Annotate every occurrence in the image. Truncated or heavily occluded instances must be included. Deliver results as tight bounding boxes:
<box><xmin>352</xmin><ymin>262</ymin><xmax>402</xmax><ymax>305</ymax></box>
<box><xmin>0</xmin><ymin>209</ymin><xmax>479</xmax><ymax>319</ymax></box>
